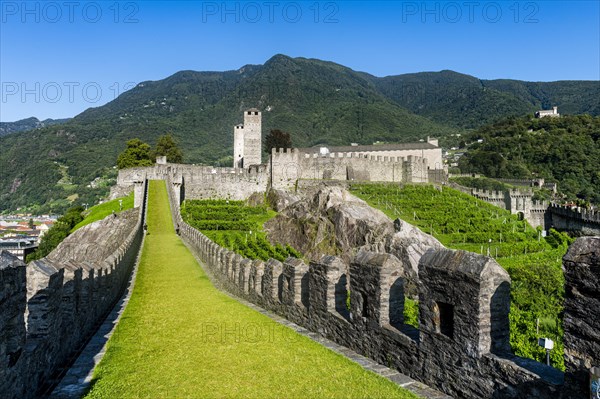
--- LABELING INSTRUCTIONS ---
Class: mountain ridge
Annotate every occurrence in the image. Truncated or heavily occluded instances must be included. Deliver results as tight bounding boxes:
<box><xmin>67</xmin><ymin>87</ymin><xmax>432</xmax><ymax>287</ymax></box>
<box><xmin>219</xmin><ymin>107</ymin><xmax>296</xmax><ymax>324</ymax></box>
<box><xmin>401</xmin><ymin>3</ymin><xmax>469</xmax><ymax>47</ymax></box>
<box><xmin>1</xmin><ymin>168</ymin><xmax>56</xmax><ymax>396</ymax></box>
<box><xmin>0</xmin><ymin>117</ymin><xmax>71</xmax><ymax>136</ymax></box>
<box><xmin>1</xmin><ymin>54</ymin><xmax>598</xmax><ymax>213</ymax></box>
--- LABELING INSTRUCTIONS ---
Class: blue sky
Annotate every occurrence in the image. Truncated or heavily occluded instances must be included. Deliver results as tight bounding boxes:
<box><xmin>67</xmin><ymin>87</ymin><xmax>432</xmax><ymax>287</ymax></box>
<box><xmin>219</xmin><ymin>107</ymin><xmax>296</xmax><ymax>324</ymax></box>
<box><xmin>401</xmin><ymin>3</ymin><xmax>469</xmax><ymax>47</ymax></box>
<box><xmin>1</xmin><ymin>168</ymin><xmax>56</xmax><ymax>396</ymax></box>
<box><xmin>1</xmin><ymin>1</ymin><xmax>598</xmax><ymax>121</ymax></box>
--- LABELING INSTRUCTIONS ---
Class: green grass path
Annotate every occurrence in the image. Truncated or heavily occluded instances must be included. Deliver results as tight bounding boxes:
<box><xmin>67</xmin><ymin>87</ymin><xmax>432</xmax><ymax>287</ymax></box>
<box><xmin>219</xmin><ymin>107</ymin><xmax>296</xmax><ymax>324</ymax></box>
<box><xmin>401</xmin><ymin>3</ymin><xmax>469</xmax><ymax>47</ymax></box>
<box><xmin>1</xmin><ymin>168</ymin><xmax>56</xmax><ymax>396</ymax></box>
<box><xmin>84</xmin><ymin>181</ymin><xmax>417</xmax><ymax>399</ymax></box>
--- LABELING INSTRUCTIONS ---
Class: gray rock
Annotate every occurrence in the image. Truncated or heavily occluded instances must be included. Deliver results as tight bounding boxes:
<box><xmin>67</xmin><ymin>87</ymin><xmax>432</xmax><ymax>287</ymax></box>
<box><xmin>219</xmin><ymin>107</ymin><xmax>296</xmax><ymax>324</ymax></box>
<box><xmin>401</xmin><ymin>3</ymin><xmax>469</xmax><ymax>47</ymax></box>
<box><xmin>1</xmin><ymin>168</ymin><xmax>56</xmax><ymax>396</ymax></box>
<box><xmin>266</xmin><ymin>188</ymin><xmax>301</xmax><ymax>211</ymax></box>
<box><xmin>265</xmin><ymin>185</ymin><xmax>443</xmax><ymax>282</ymax></box>
<box><xmin>265</xmin><ymin>185</ymin><xmax>395</xmax><ymax>262</ymax></box>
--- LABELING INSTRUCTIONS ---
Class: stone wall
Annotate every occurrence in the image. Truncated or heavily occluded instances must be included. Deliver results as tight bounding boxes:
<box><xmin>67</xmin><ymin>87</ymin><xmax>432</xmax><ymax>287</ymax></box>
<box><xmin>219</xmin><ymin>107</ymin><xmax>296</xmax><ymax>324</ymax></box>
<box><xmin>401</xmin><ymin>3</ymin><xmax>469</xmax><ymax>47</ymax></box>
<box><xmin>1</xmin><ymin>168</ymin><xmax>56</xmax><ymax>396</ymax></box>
<box><xmin>269</xmin><ymin>148</ymin><xmax>432</xmax><ymax>190</ymax></box>
<box><xmin>450</xmin><ymin>184</ymin><xmax>550</xmax><ymax>229</ymax></box>
<box><xmin>0</xmin><ymin>182</ymin><xmax>147</xmax><ymax>399</ymax></box>
<box><xmin>118</xmin><ymin>163</ymin><xmax>269</xmax><ymax>201</ymax></box>
<box><xmin>547</xmin><ymin>205</ymin><xmax>600</xmax><ymax>235</ymax></box>
<box><xmin>165</xmin><ymin>179</ymin><xmax>597</xmax><ymax>398</ymax></box>
<box><xmin>562</xmin><ymin>237</ymin><xmax>600</xmax><ymax>398</ymax></box>
<box><xmin>116</xmin><ymin>148</ymin><xmax>443</xmax><ymax>203</ymax></box>
<box><xmin>451</xmin><ymin>183</ymin><xmax>600</xmax><ymax>235</ymax></box>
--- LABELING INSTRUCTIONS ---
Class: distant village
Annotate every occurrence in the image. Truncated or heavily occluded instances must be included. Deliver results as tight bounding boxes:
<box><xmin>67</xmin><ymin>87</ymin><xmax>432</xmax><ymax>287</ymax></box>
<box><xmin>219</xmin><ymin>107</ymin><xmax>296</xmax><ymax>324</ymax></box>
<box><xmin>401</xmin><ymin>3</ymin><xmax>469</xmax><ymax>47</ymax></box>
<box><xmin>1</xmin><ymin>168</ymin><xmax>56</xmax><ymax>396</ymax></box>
<box><xmin>0</xmin><ymin>215</ymin><xmax>56</xmax><ymax>260</ymax></box>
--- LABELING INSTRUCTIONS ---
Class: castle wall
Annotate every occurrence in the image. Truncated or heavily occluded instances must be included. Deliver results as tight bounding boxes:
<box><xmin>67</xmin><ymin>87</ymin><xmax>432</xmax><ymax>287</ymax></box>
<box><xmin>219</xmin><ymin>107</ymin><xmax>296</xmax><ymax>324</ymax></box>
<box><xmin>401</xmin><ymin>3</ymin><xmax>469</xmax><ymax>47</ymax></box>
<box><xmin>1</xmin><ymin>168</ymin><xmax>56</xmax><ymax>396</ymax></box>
<box><xmin>462</xmin><ymin>187</ymin><xmax>549</xmax><ymax>229</ymax></box>
<box><xmin>359</xmin><ymin>147</ymin><xmax>442</xmax><ymax>170</ymax></box>
<box><xmin>269</xmin><ymin>148</ymin><xmax>430</xmax><ymax>190</ymax></box>
<box><xmin>165</xmin><ymin>178</ymin><xmax>597</xmax><ymax>399</ymax></box>
<box><xmin>117</xmin><ymin>153</ymin><xmax>432</xmax><ymax>203</ymax></box>
<box><xmin>547</xmin><ymin>205</ymin><xmax>600</xmax><ymax>235</ymax></box>
<box><xmin>118</xmin><ymin>163</ymin><xmax>268</xmax><ymax>201</ymax></box>
<box><xmin>0</xmin><ymin>182</ymin><xmax>147</xmax><ymax>399</ymax></box>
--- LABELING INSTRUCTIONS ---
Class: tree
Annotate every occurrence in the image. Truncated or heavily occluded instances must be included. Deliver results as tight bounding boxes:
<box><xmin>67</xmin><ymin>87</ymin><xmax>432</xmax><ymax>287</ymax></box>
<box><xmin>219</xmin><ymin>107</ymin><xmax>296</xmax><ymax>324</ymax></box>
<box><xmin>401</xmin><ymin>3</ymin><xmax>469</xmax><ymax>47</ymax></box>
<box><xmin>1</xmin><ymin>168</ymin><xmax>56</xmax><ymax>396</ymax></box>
<box><xmin>117</xmin><ymin>138</ymin><xmax>154</xmax><ymax>169</ymax></box>
<box><xmin>154</xmin><ymin>134</ymin><xmax>183</xmax><ymax>163</ymax></box>
<box><xmin>264</xmin><ymin>129</ymin><xmax>292</xmax><ymax>154</ymax></box>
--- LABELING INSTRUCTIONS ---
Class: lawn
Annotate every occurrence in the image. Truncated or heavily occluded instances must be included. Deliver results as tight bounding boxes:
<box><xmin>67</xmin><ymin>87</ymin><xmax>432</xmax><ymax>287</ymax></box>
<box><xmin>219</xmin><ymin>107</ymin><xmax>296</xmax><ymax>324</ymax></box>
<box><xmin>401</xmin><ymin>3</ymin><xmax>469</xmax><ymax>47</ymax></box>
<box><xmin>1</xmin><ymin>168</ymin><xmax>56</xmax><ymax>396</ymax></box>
<box><xmin>72</xmin><ymin>192</ymin><xmax>134</xmax><ymax>232</ymax></box>
<box><xmin>84</xmin><ymin>180</ymin><xmax>418</xmax><ymax>399</ymax></box>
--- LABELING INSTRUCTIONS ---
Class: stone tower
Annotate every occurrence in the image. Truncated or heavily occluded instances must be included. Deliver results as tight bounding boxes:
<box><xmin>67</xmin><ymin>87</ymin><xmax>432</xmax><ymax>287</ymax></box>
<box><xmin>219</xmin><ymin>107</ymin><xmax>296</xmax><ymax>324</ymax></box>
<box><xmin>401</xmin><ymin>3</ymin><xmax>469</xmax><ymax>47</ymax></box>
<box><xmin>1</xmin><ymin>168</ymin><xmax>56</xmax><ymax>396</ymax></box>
<box><xmin>233</xmin><ymin>108</ymin><xmax>262</xmax><ymax>168</ymax></box>
<box><xmin>506</xmin><ymin>189</ymin><xmax>533</xmax><ymax>221</ymax></box>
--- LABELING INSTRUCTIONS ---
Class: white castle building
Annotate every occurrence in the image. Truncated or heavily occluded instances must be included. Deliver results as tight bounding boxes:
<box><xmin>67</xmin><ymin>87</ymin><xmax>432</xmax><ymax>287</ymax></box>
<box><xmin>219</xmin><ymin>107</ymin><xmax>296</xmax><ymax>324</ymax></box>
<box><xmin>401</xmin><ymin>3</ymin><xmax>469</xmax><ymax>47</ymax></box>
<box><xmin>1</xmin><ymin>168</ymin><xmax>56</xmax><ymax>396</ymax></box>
<box><xmin>535</xmin><ymin>106</ymin><xmax>560</xmax><ymax>118</ymax></box>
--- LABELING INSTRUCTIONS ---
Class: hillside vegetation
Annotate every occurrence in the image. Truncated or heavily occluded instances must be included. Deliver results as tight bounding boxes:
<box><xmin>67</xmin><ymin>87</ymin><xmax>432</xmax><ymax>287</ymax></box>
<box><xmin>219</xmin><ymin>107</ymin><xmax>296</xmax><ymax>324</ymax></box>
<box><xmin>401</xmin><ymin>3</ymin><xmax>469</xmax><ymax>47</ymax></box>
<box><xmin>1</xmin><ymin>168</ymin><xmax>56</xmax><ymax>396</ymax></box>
<box><xmin>458</xmin><ymin>115</ymin><xmax>600</xmax><ymax>204</ymax></box>
<box><xmin>350</xmin><ymin>183</ymin><xmax>568</xmax><ymax>370</ymax></box>
<box><xmin>0</xmin><ymin>117</ymin><xmax>70</xmax><ymax>137</ymax></box>
<box><xmin>2</xmin><ymin>54</ymin><xmax>597</xmax><ymax>213</ymax></box>
<box><xmin>372</xmin><ymin>70</ymin><xmax>599</xmax><ymax>129</ymax></box>
<box><xmin>71</xmin><ymin>192</ymin><xmax>134</xmax><ymax>232</ymax></box>
<box><xmin>181</xmin><ymin>199</ymin><xmax>302</xmax><ymax>262</ymax></box>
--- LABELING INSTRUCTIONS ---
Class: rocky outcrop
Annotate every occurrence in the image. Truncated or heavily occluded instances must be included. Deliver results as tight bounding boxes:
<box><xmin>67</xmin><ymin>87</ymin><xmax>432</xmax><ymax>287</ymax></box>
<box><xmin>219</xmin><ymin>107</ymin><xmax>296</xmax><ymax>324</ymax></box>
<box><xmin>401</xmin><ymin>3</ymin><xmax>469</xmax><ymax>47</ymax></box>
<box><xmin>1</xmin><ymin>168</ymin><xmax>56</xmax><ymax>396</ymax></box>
<box><xmin>264</xmin><ymin>186</ymin><xmax>443</xmax><ymax>294</ymax></box>
<box><xmin>264</xmin><ymin>186</ymin><xmax>395</xmax><ymax>261</ymax></box>
<box><xmin>266</xmin><ymin>188</ymin><xmax>301</xmax><ymax>211</ymax></box>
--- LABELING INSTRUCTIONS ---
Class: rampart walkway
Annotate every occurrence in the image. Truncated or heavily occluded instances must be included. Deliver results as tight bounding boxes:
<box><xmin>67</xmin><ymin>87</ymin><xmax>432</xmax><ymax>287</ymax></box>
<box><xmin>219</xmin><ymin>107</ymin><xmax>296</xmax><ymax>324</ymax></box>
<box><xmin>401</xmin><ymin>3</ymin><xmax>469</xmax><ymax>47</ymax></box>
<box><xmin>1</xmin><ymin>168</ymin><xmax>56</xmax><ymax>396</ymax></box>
<box><xmin>82</xmin><ymin>181</ymin><xmax>421</xmax><ymax>398</ymax></box>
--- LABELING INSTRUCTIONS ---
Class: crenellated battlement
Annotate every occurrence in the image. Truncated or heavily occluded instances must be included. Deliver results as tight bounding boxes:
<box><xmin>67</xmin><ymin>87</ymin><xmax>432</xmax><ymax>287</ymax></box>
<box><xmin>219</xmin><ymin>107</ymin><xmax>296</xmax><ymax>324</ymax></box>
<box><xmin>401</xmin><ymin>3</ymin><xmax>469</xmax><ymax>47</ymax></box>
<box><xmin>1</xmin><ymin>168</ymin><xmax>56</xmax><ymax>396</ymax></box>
<box><xmin>548</xmin><ymin>204</ymin><xmax>600</xmax><ymax>224</ymax></box>
<box><xmin>508</xmin><ymin>188</ymin><xmax>533</xmax><ymax>197</ymax></box>
<box><xmin>531</xmin><ymin>200</ymin><xmax>549</xmax><ymax>212</ymax></box>
<box><xmin>269</xmin><ymin>148</ymin><xmax>433</xmax><ymax>188</ymax></box>
<box><xmin>117</xmin><ymin>163</ymin><xmax>269</xmax><ymax>201</ymax></box>
<box><xmin>0</xmin><ymin>181</ymin><xmax>148</xmax><ymax>398</ymax></box>
<box><xmin>472</xmin><ymin>189</ymin><xmax>506</xmax><ymax>199</ymax></box>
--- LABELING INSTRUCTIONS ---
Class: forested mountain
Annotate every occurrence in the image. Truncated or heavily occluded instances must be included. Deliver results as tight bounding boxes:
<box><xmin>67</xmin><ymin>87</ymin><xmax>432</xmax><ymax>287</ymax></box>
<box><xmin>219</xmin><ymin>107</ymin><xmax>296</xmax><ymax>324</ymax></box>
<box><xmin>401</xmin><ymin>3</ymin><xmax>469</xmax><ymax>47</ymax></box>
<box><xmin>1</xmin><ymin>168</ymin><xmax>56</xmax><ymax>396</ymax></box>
<box><xmin>1</xmin><ymin>54</ymin><xmax>597</xmax><ymax>213</ymax></box>
<box><xmin>372</xmin><ymin>70</ymin><xmax>599</xmax><ymax>129</ymax></box>
<box><xmin>458</xmin><ymin>115</ymin><xmax>600</xmax><ymax>203</ymax></box>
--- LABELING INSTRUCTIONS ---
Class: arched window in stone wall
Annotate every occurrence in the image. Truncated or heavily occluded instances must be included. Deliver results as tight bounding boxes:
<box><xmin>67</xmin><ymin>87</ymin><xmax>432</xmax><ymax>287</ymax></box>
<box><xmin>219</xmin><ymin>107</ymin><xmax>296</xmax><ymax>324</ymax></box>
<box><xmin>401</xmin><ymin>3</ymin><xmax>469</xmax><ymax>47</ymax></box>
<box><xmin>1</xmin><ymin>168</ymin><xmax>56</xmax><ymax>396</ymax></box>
<box><xmin>361</xmin><ymin>292</ymin><xmax>369</xmax><ymax>319</ymax></box>
<box><xmin>300</xmin><ymin>273</ymin><xmax>310</xmax><ymax>308</ymax></box>
<box><xmin>278</xmin><ymin>274</ymin><xmax>285</xmax><ymax>302</ymax></box>
<box><xmin>432</xmin><ymin>301</ymin><xmax>454</xmax><ymax>338</ymax></box>
<box><xmin>378</xmin><ymin>260</ymin><xmax>407</xmax><ymax>329</ymax></box>
<box><xmin>334</xmin><ymin>273</ymin><xmax>351</xmax><ymax>321</ymax></box>
<box><xmin>321</xmin><ymin>256</ymin><xmax>351</xmax><ymax>322</ymax></box>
